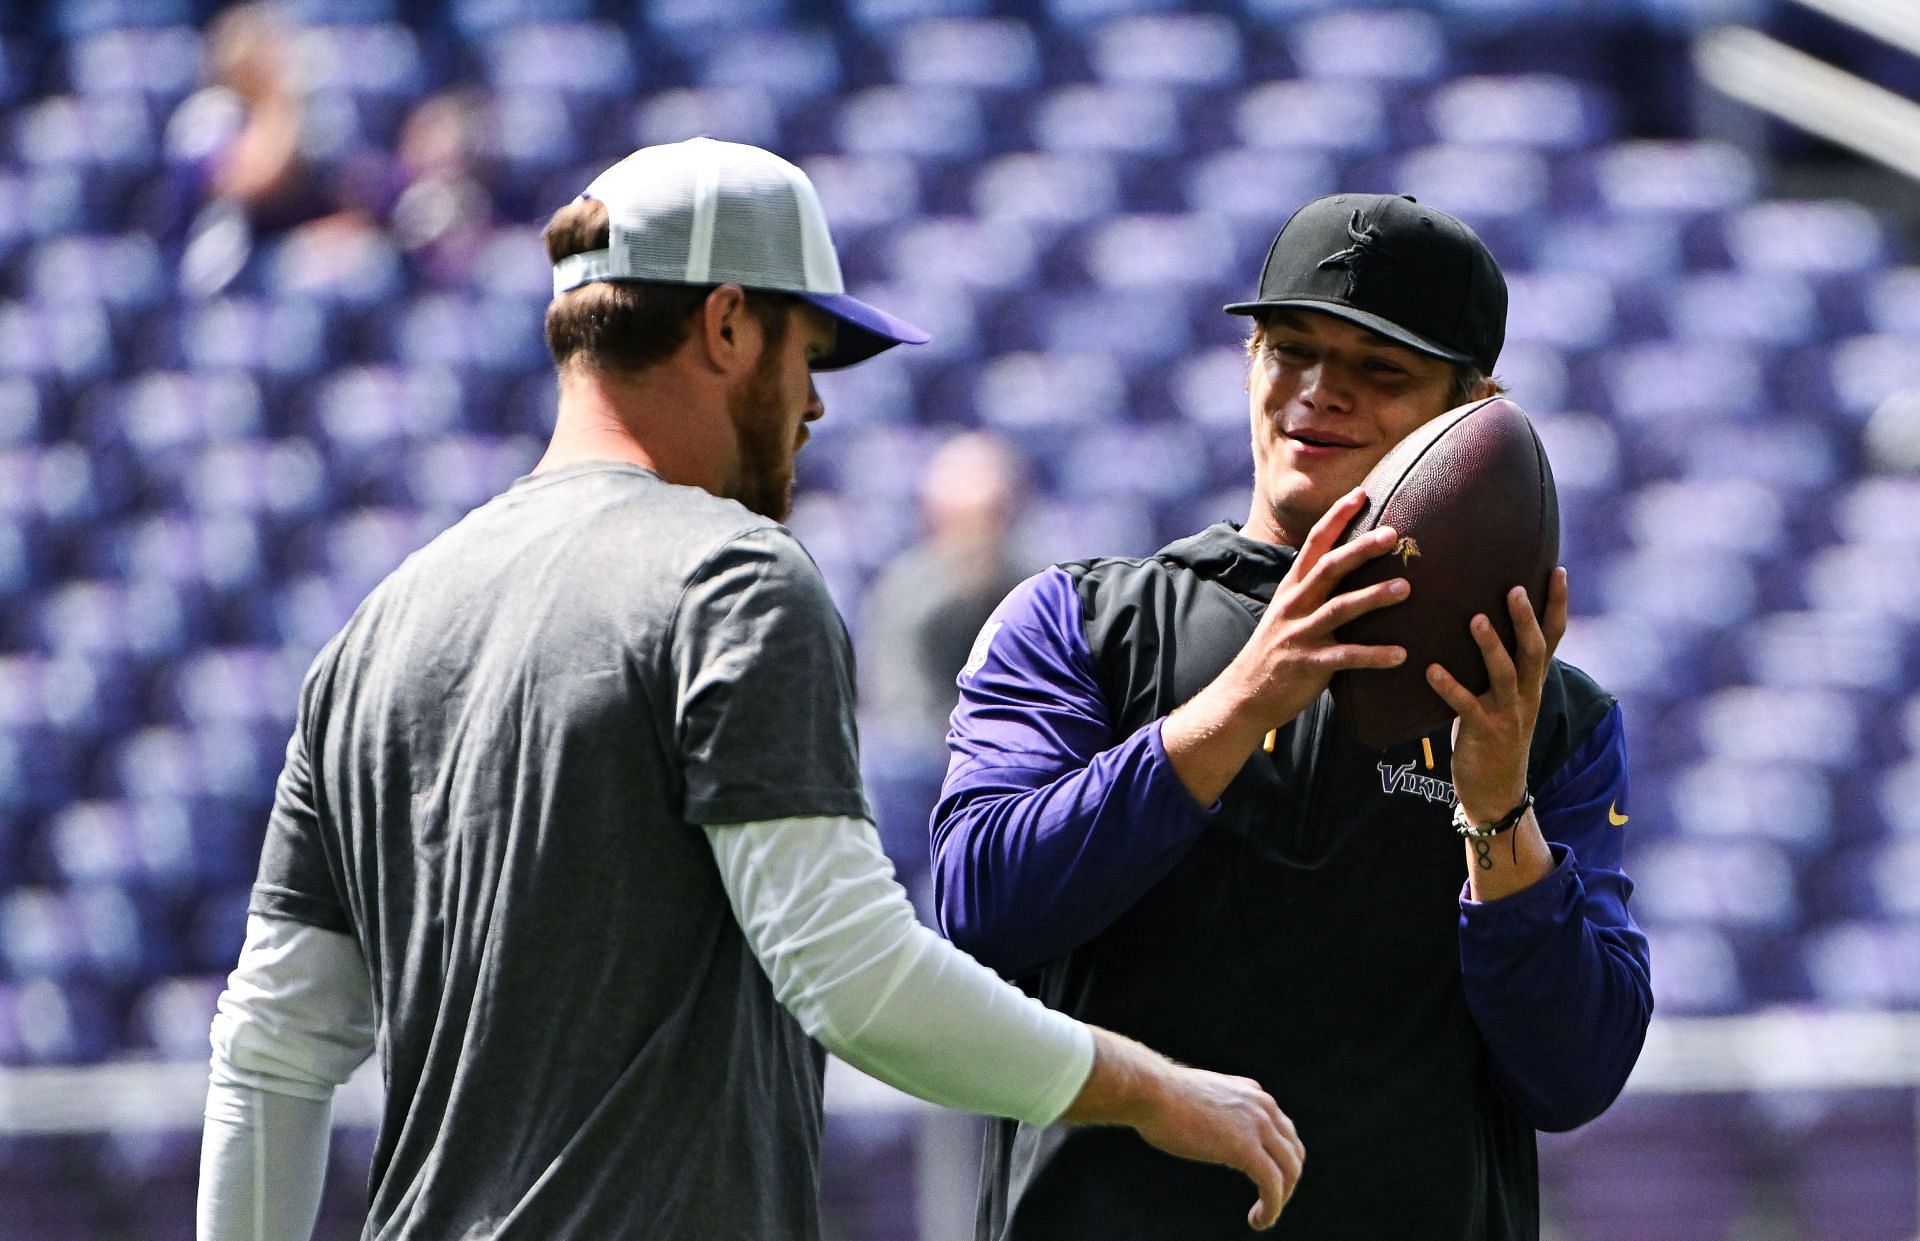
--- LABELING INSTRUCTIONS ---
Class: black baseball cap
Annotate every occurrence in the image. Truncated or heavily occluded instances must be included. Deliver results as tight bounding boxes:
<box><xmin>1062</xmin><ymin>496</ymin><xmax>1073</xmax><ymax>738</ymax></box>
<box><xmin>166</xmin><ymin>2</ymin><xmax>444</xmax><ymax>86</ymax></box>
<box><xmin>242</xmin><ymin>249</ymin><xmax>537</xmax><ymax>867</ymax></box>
<box><xmin>1224</xmin><ymin>193</ymin><xmax>1507</xmax><ymax>374</ymax></box>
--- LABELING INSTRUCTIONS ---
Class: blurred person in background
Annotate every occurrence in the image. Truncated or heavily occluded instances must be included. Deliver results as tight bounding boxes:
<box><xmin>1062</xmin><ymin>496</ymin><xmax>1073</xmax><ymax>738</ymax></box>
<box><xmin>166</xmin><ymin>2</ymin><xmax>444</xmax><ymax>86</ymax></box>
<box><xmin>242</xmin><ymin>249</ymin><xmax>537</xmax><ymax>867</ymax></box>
<box><xmin>384</xmin><ymin>90</ymin><xmax>497</xmax><ymax>288</ymax></box>
<box><xmin>196</xmin><ymin>138</ymin><xmax>1307</xmax><ymax>1241</ymax></box>
<box><xmin>165</xmin><ymin>2</ymin><xmax>389</xmax><ymax>298</ymax></box>
<box><xmin>862</xmin><ymin>431</ymin><xmax>1030</xmax><ymax>910</ymax></box>
<box><xmin>933</xmin><ymin>193</ymin><xmax>1653</xmax><ymax>1240</ymax></box>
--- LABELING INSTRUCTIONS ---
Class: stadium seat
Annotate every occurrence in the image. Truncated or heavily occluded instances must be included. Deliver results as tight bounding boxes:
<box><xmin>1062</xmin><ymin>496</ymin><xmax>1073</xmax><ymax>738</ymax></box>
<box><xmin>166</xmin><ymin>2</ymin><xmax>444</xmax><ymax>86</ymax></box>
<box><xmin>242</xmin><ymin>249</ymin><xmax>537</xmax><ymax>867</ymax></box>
<box><xmin>1425</xmin><ymin>74</ymin><xmax>1615</xmax><ymax>150</ymax></box>
<box><xmin>1087</xmin><ymin>15</ymin><xmax>1245</xmax><ymax>88</ymax></box>
<box><xmin>632</xmin><ymin>86</ymin><xmax>782</xmax><ymax>151</ymax></box>
<box><xmin>889</xmin><ymin>19</ymin><xmax>1042</xmax><ymax>91</ymax></box>
<box><xmin>1689</xmin><ymin>687</ymin><xmax>1865</xmax><ymax>774</ymax></box>
<box><xmin>1030</xmin><ymin>84</ymin><xmax>1182</xmax><ymax>155</ymax></box>
<box><xmin>836</xmin><ymin>87</ymin><xmax>987</xmax><ymax>159</ymax></box>
<box><xmin>1288</xmin><ymin>9</ymin><xmax>1449</xmax><ymax>82</ymax></box>
<box><xmin>1589</xmin><ymin>140</ymin><xmax>1757</xmax><ymax>216</ymax></box>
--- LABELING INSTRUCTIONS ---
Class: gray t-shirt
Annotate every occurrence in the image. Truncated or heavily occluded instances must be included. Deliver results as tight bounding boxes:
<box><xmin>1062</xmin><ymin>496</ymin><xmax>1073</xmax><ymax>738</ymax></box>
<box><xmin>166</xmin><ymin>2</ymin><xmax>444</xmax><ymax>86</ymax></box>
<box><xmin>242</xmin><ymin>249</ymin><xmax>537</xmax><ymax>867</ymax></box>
<box><xmin>251</xmin><ymin>463</ymin><xmax>870</xmax><ymax>1239</ymax></box>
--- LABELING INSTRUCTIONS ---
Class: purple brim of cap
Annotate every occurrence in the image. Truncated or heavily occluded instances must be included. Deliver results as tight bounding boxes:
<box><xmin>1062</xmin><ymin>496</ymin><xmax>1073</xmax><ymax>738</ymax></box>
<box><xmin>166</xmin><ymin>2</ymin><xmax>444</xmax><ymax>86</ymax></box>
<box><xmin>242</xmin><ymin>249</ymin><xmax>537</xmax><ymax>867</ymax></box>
<box><xmin>803</xmin><ymin>292</ymin><xmax>931</xmax><ymax>371</ymax></box>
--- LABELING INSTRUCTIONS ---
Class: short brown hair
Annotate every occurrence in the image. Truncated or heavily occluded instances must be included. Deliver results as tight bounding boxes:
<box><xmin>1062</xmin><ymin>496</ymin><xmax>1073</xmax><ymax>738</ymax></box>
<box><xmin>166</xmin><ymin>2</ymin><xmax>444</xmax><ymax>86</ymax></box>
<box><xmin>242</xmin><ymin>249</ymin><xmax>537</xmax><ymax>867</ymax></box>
<box><xmin>542</xmin><ymin>197</ymin><xmax>793</xmax><ymax>374</ymax></box>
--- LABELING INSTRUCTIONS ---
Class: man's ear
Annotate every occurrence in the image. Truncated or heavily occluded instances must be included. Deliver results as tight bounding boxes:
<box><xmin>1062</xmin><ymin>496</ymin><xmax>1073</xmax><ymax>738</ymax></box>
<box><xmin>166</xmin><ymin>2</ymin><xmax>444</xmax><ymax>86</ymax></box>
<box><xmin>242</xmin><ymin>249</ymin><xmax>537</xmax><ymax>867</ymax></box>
<box><xmin>697</xmin><ymin>284</ymin><xmax>755</xmax><ymax>375</ymax></box>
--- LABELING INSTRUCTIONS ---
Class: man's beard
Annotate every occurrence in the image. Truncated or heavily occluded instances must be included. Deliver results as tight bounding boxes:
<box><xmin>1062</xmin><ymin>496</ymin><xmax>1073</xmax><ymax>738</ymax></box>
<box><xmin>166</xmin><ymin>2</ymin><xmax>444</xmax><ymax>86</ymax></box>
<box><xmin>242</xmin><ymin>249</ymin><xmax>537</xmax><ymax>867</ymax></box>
<box><xmin>726</xmin><ymin>347</ymin><xmax>797</xmax><ymax>522</ymax></box>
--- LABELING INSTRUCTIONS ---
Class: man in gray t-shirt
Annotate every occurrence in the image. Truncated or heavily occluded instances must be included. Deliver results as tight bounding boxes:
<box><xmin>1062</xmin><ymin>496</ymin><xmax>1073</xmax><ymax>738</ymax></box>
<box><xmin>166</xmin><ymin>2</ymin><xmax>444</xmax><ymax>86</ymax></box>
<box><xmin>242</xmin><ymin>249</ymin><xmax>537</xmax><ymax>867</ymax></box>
<box><xmin>253</xmin><ymin>472</ymin><xmax>862</xmax><ymax>1234</ymax></box>
<box><xmin>198</xmin><ymin>140</ymin><xmax>1308</xmax><ymax>1241</ymax></box>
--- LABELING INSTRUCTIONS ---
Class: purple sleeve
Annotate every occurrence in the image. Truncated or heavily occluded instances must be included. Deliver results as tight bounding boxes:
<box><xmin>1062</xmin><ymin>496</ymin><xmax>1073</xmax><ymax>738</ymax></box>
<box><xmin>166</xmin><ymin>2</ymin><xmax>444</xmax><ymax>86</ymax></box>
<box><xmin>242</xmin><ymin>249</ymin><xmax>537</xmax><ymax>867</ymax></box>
<box><xmin>931</xmin><ymin>567</ymin><xmax>1216</xmax><ymax>976</ymax></box>
<box><xmin>1459</xmin><ymin>703</ymin><xmax>1653</xmax><ymax>1131</ymax></box>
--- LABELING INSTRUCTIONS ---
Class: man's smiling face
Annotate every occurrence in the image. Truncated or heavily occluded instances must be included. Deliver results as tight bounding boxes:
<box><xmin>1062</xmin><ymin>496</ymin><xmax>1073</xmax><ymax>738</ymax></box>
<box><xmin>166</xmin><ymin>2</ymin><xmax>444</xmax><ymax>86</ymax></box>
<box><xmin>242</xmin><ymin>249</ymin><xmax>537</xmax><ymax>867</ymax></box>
<box><xmin>1246</xmin><ymin>308</ymin><xmax>1477</xmax><ymax>548</ymax></box>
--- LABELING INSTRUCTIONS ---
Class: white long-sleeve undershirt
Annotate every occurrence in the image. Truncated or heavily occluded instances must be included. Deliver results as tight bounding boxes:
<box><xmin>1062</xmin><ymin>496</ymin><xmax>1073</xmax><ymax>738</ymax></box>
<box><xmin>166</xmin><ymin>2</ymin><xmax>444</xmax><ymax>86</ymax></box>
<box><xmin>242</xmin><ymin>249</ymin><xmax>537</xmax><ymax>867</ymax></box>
<box><xmin>199</xmin><ymin>814</ymin><xmax>1092</xmax><ymax>1240</ymax></box>
<box><xmin>703</xmin><ymin>815</ymin><xmax>1092</xmax><ymax>1124</ymax></box>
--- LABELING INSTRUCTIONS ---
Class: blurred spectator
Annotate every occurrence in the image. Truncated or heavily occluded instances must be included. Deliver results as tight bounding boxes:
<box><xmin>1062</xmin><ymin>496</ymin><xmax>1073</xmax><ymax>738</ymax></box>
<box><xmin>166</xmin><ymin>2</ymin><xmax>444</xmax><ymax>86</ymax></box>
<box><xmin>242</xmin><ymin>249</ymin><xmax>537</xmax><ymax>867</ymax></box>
<box><xmin>386</xmin><ymin>91</ymin><xmax>497</xmax><ymax>288</ymax></box>
<box><xmin>165</xmin><ymin>2</ymin><xmax>387</xmax><ymax>297</ymax></box>
<box><xmin>860</xmin><ymin>433</ymin><xmax>1029</xmax><ymax>909</ymax></box>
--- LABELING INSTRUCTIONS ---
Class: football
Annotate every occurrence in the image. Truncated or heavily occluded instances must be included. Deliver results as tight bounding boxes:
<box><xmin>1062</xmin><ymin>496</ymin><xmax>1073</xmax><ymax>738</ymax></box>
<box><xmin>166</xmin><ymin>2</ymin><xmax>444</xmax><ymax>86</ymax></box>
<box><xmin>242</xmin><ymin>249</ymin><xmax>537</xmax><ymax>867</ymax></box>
<box><xmin>1328</xmin><ymin>396</ymin><xmax>1560</xmax><ymax>752</ymax></box>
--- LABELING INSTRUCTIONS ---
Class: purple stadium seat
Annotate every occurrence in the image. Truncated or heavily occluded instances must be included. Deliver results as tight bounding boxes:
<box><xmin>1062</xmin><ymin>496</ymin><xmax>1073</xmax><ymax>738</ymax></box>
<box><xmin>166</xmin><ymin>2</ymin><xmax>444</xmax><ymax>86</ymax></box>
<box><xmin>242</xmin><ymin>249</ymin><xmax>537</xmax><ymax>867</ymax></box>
<box><xmin>891</xmin><ymin>19</ymin><xmax>1042</xmax><ymax>91</ymax></box>
<box><xmin>1690</xmin><ymin>686</ymin><xmax>1862</xmax><ymax>771</ymax></box>
<box><xmin>393</xmin><ymin>294</ymin><xmax>545</xmax><ymax>371</ymax></box>
<box><xmin>801</xmin><ymin>156</ymin><xmax>923</xmax><ymax>231</ymax></box>
<box><xmin>1638</xmin><ymin>926</ymin><xmax>1746</xmax><ymax>1014</ymax></box>
<box><xmin>405</xmin><ymin>434</ymin><xmax>541</xmax><ymax>512</ymax></box>
<box><xmin>1088</xmin><ymin>15</ymin><xmax>1244</xmax><ymax>87</ymax></box>
<box><xmin>1554</xmin><ymin>614</ymin><xmax>1685</xmax><ymax>706</ymax></box>
<box><xmin>1426</xmin><ymin>75</ymin><xmax>1615</xmax><ymax>150</ymax></box>
<box><xmin>1741</xmin><ymin>612</ymin><xmax>1906</xmax><ymax>693</ymax></box>
<box><xmin>295</xmin><ymin>22</ymin><xmax>423</xmax><ymax>100</ymax></box>
<box><xmin>1831</xmin><ymin>333</ymin><xmax>1920</xmax><ymax>419</ymax></box>
<box><xmin>38</xmin><ymin>580</ymin><xmax>191</xmax><ymax>658</ymax></box>
<box><xmin>1626</xmin><ymin>477</ymin><xmax>1786</xmax><ymax>558</ymax></box>
<box><xmin>1665</xmin><ymin>759</ymin><xmax>1834</xmax><ymax>852</ymax></box>
<box><xmin>315</xmin><ymin>364</ymin><xmax>463</xmax><ymax>449</ymax></box>
<box><xmin>181</xmin><ymin>299</ymin><xmax>329</xmax><ymax>375</ymax></box>
<box><xmin>697</xmin><ymin>30</ymin><xmax>842</xmax><ymax>98</ymax></box>
<box><xmin>14</xmin><ymin>94</ymin><xmax>158</xmax><ymax>171</ymax></box>
<box><xmin>1395</xmin><ymin>144</ymin><xmax>1551</xmax><ymax>221</ymax></box>
<box><xmin>489</xmin><ymin>89</ymin><xmax>585</xmax><ymax>175</ymax></box>
<box><xmin>0</xmin><ymin>301</ymin><xmax>115</xmax><ymax>382</ymax></box>
<box><xmin>1632</xmin><ymin>839</ymin><xmax>1799</xmax><ymax>931</ymax></box>
<box><xmin>1289</xmin><ymin>10</ymin><xmax>1448</xmax><ymax>82</ymax></box>
<box><xmin>1031</xmin><ymin>84</ymin><xmax>1181</xmax><ymax>155</ymax></box>
<box><xmin>888</xmin><ymin>217</ymin><xmax>1038</xmax><ymax>290</ymax></box>
<box><xmin>974</xmin><ymin>352</ymin><xmax>1127</xmax><ymax>430</ymax></box>
<box><xmin>452</xmin><ymin>0</ymin><xmax>593</xmax><ymax>35</ymax></box>
<box><xmin>1082</xmin><ymin>213</ymin><xmax>1237</xmax><ymax>290</ymax></box>
<box><xmin>113</xmin><ymin>374</ymin><xmax>263</xmax><ymax>461</ymax></box>
<box><xmin>1804</xmin><ymin>921</ymin><xmax>1920</xmax><ymax>1007</ymax></box>
<box><xmin>1605</xmin><ymin>340</ymin><xmax>1763</xmax><ymax>422</ymax></box>
<box><xmin>1676</xmin><ymin>419</ymin><xmax>1840</xmax><ymax>493</ymax></box>
<box><xmin>837</xmin><ymin>87</ymin><xmax>987</xmax><ymax>159</ymax></box>
<box><xmin>1031</xmin><ymin>289</ymin><xmax>1193</xmax><ymax>368</ymax></box>
<box><xmin>480</xmin><ymin>23</ymin><xmax>632</xmax><ymax>98</ymax></box>
<box><xmin>1051</xmin><ymin>423</ymin><xmax>1209</xmax><ymax>503</ymax></box>
<box><xmin>1863</xmin><ymin>266</ymin><xmax>1920</xmax><ymax>335</ymax></box>
<box><xmin>1021</xmin><ymin>495</ymin><xmax>1159</xmax><ymax>563</ymax></box>
<box><xmin>1504</xmin><ymin>271</ymin><xmax>1616</xmax><ymax>350</ymax></box>
<box><xmin>1723</xmin><ymin>199</ymin><xmax>1887</xmax><ymax>277</ymax></box>
<box><xmin>972</xmin><ymin>152</ymin><xmax>1121</xmax><ymax>226</ymax></box>
<box><xmin>181</xmin><ymin>440</ymin><xmax>329</xmax><ymax>517</ymax></box>
<box><xmin>28</xmin><ymin>234</ymin><xmax>168</xmax><ymax>310</ymax></box>
<box><xmin>1531</xmin><ymin>214</ymin><xmax>1686</xmax><ymax>288</ymax></box>
<box><xmin>1830</xmin><ymin>478</ymin><xmax>1920</xmax><ymax>545</ymax></box>
<box><xmin>1183</xmin><ymin>147</ymin><xmax>1337</xmax><ymax>227</ymax></box>
<box><xmin>1529</xmin><ymin>411</ymin><xmax>1621</xmax><ymax>494</ymax></box>
<box><xmin>171</xmin><ymin>648</ymin><xmax>308</xmax><ymax>728</ymax></box>
<box><xmin>1591</xmin><ymin>140</ymin><xmax>1757</xmax><ymax>216</ymax></box>
<box><xmin>633</xmin><ymin>86</ymin><xmax>782</xmax><ymax>151</ymax></box>
<box><xmin>1668</xmin><ymin>271</ymin><xmax>1818</xmax><ymax>345</ymax></box>
<box><xmin>1878</xmin><ymin>756</ymin><xmax>1920</xmax><ymax>837</ymax></box>
<box><xmin>1233</xmin><ymin>80</ymin><xmax>1388</xmax><ymax>156</ymax></box>
<box><xmin>648</xmin><ymin>0</ymin><xmax>791</xmax><ymax>36</ymax></box>
<box><xmin>128</xmin><ymin>974</ymin><xmax>223</xmax><ymax>1062</ymax></box>
<box><xmin>47</xmin><ymin>799</ymin><xmax>195</xmax><ymax>889</ymax></box>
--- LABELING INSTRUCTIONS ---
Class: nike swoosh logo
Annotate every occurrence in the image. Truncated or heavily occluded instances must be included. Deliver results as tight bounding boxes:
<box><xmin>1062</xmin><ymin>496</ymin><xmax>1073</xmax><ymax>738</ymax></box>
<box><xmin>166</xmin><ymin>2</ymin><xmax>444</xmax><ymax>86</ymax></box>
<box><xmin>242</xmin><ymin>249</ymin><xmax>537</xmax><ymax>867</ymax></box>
<box><xmin>1608</xmin><ymin>802</ymin><xmax>1629</xmax><ymax>827</ymax></box>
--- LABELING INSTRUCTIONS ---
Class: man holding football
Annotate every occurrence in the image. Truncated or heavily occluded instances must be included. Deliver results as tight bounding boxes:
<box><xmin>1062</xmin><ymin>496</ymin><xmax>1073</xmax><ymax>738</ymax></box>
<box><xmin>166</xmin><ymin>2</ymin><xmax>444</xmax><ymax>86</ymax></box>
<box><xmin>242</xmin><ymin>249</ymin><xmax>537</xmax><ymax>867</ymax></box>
<box><xmin>933</xmin><ymin>193</ymin><xmax>1652</xmax><ymax>1239</ymax></box>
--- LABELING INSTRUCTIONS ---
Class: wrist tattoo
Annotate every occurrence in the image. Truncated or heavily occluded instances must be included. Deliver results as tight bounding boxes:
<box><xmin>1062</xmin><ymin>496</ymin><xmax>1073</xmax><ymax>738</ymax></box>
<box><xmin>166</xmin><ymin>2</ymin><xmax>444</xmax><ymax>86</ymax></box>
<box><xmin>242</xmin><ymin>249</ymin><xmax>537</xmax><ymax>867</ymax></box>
<box><xmin>1473</xmin><ymin>837</ymin><xmax>1494</xmax><ymax>870</ymax></box>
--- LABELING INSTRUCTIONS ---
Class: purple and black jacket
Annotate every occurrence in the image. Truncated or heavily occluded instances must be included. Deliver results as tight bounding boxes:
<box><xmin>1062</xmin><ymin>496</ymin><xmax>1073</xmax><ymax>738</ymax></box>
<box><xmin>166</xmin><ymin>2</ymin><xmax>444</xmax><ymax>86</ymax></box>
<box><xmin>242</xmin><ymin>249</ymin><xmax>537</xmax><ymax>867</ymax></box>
<box><xmin>932</xmin><ymin>522</ymin><xmax>1652</xmax><ymax>1241</ymax></box>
